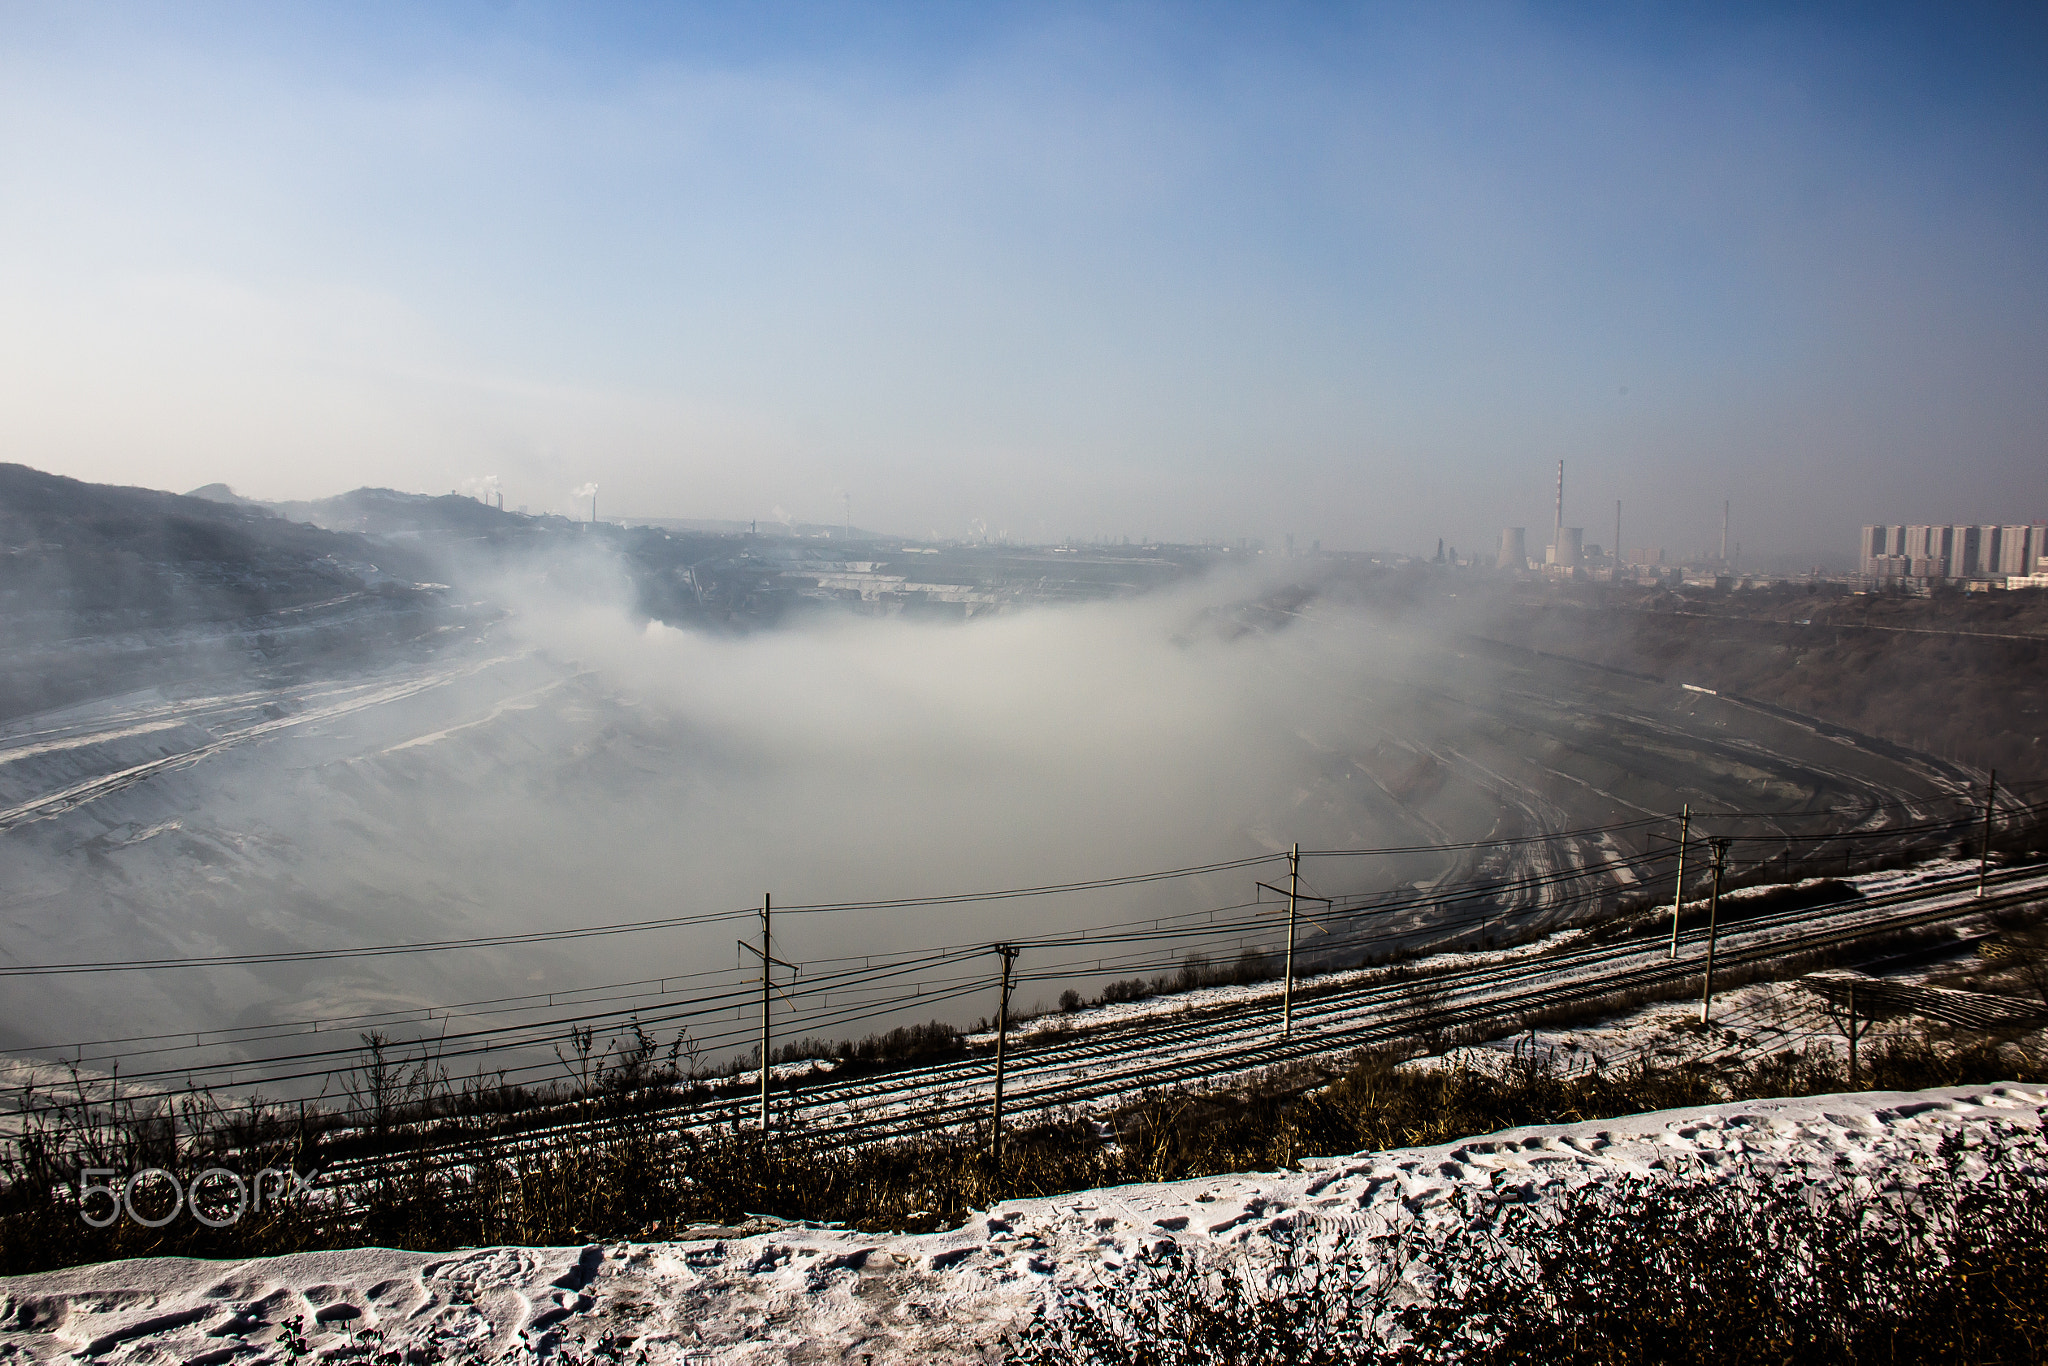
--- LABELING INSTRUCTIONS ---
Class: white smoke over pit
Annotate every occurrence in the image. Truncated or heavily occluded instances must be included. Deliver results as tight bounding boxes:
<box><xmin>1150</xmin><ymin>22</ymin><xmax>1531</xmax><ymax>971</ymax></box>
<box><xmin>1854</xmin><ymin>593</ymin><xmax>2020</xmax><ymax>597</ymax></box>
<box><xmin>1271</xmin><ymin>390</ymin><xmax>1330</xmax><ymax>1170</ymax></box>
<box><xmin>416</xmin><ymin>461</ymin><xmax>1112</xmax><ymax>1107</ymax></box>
<box><xmin>0</xmin><ymin>552</ymin><xmax>1960</xmax><ymax>1080</ymax></box>
<box><xmin>491</xmin><ymin>563</ymin><xmax>1422</xmax><ymax>952</ymax></box>
<box><xmin>0</xmin><ymin>562</ymin><xmax>1448</xmax><ymax>1072</ymax></box>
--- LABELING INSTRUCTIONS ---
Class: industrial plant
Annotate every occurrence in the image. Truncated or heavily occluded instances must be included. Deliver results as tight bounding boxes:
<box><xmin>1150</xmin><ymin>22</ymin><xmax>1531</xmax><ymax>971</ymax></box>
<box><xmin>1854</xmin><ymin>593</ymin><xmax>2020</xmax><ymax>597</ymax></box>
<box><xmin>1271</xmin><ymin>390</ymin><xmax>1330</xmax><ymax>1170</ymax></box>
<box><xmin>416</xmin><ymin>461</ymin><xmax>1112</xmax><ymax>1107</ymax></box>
<box><xmin>1495</xmin><ymin>461</ymin><xmax>1726</xmax><ymax>586</ymax></box>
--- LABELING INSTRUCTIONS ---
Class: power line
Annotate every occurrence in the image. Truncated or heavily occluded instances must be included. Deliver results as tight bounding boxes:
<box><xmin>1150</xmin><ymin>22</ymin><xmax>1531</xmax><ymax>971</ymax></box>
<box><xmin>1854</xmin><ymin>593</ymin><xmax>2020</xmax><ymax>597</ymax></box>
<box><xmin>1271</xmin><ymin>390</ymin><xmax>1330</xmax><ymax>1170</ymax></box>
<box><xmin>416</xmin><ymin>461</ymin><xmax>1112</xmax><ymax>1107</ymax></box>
<box><xmin>771</xmin><ymin>852</ymin><xmax>1285</xmax><ymax>913</ymax></box>
<box><xmin>0</xmin><ymin>907</ymin><xmax>756</xmax><ymax>978</ymax></box>
<box><xmin>0</xmin><ymin>843</ymin><xmax>1687</xmax><ymax>1086</ymax></box>
<box><xmin>7</xmin><ymin>796</ymin><xmax>2035</xmax><ymax>1102</ymax></box>
<box><xmin>1302</xmin><ymin>814</ymin><xmax>1669</xmax><ymax>858</ymax></box>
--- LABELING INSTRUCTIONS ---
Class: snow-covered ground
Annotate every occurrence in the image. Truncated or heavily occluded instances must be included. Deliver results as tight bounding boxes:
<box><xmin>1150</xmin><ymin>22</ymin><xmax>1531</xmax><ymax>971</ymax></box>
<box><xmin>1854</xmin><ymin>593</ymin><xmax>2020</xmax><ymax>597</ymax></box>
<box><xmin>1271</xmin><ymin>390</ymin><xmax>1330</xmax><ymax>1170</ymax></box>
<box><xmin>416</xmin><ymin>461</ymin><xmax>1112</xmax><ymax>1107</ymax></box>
<box><xmin>983</xmin><ymin>855</ymin><xmax>2011</xmax><ymax>1052</ymax></box>
<box><xmin>5</xmin><ymin>1082</ymin><xmax>2042</xmax><ymax>1364</ymax></box>
<box><xmin>965</xmin><ymin>926</ymin><xmax>1594</xmax><ymax>1049</ymax></box>
<box><xmin>1400</xmin><ymin>905</ymin><xmax>2040</xmax><ymax>1084</ymax></box>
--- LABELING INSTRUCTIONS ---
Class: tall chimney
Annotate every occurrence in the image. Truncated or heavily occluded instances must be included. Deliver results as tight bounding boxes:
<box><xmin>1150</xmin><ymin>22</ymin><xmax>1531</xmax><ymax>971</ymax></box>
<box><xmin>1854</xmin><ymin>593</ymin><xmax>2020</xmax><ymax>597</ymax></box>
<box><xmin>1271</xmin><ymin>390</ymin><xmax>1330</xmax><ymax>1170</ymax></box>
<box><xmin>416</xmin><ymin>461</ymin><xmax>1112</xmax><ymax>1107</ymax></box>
<box><xmin>1615</xmin><ymin>499</ymin><xmax>1622</xmax><ymax>567</ymax></box>
<box><xmin>1554</xmin><ymin>460</ymin><xmax>1565</xmax><ymax>563</ymax></box>
<box><xmin>1721</xmin><ymin>500</ymin><xmax>1729</xmax><ymax>565</ymax></box>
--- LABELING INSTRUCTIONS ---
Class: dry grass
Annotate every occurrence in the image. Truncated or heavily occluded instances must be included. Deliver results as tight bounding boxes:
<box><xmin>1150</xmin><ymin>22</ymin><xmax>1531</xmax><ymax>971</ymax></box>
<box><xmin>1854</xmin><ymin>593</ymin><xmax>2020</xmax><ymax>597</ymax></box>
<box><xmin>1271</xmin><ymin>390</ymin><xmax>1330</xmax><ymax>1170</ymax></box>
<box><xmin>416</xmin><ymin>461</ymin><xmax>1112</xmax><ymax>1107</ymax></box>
<box><xmin>1011</xmin><ymin>1122</ymin><xmax>2048</xmax><ymax>1364</ymax></box>
<box><xmin>3</xmin><ymin>1009</ymin><xmax>2038</xmax><ymax>1278</ymax></box>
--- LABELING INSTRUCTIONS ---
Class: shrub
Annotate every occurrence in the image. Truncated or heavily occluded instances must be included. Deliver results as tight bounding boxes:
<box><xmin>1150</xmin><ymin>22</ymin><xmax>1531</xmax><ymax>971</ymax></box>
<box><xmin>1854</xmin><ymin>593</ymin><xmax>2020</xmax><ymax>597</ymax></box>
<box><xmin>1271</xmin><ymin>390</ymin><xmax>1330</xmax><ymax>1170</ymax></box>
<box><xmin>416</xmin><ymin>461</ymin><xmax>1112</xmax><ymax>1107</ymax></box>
<box><xmin>1011</xmin><ymin>1125</ymin><xmax>2048</xmax><ymax>1365</ymax></box>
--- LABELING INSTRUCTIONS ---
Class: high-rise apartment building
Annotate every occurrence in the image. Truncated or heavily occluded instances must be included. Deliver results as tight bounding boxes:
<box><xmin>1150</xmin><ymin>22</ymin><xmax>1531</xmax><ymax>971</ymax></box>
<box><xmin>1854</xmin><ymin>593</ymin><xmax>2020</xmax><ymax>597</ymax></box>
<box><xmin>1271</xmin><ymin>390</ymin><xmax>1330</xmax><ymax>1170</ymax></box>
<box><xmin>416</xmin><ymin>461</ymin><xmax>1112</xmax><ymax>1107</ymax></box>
<box><xmin>1861</xmin><ymin>522</ymin><xmax>2046</xmax><ymax>583</ymax></box>
<box><xmin>1998</xmin><ymin>525</ymin><xmax>2040</xmax><ymax>575</ymax></box>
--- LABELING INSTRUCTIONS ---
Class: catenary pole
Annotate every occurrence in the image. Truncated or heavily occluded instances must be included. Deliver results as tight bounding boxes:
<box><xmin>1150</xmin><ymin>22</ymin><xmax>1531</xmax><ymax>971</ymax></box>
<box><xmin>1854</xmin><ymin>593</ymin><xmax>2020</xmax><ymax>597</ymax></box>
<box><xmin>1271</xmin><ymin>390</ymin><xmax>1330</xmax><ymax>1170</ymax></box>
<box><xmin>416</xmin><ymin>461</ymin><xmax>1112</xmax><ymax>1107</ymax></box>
<box><xmin>1284</xmin><ymin>843</ymin><xmax>1300</xmax><ymax>1038</ymax></box>
<box><xmin>1979</xmin><ymin>770</ymin><xmax>1998</xmax><ymax>898</ymax></box>
<box><xmin>1256</xmin><ymin>847</ymin><xmax>1330</xmax><ymax>1042</ymax></box>
<box><xmin>1699</xmin><ymin>839</ymin><xmax>1729</xmax><ymax>1025</ymax></box>
<box><xmin>737</xmin><ymin>894</ymin><xmax>795</xmax><ymax>1132</ymax></box>
<box><xmin>990</xmin><ymin>944</ymin><xmax>1021</xmax><ymax>1181</ymax></box>
<box><xmin>1667</xmin><ymin>805</ymin><xmax>1690</xmax><ymax>959</ymax></box>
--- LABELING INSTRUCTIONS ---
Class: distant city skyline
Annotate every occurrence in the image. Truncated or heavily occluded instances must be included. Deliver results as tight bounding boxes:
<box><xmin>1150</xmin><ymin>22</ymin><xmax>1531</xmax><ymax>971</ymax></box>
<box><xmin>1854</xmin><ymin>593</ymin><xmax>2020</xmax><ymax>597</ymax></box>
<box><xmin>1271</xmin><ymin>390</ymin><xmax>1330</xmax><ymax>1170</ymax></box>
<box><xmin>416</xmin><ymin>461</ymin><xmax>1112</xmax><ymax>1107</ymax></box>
<box><xmin>3</xmin><ymin>3</ymin><xmax>2046</xmax><ymax>561</ymax></box>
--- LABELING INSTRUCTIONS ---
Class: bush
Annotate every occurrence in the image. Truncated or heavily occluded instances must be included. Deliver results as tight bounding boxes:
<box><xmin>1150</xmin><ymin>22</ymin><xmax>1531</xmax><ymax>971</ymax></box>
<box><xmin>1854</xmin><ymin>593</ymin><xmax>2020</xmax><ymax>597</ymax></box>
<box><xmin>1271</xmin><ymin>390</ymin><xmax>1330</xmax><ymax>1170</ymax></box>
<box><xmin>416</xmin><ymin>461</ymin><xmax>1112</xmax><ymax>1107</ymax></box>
<box><xmin>1011</xmin><ymin>1125</ymin><xmax>2048</xmax><ymax>1364</ymax></box>
<box><xmin>4</xmin><ymin>1018</ymin><xmax>2038</xmax><ymax>1279</ymax></box>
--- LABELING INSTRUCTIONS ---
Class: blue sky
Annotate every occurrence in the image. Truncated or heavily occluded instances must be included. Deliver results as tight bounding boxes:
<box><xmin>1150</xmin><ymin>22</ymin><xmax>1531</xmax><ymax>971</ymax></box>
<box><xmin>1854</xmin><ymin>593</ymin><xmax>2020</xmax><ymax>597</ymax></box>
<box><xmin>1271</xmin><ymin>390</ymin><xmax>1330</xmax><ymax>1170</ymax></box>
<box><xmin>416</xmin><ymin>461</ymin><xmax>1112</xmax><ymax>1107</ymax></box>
<box><xmin>2</xmin><ymin>2</ymin><xmax>2044</xmax><ymax>560</ymax></box>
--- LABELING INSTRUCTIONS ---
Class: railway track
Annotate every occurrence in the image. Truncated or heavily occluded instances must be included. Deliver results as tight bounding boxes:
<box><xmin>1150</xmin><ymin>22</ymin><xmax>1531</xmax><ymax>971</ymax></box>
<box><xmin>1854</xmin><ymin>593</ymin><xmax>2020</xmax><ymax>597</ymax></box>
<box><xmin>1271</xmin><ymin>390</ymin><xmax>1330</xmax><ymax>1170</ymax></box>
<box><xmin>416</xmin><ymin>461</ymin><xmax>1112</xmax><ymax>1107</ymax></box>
<box><xmin>312</xmin><ymin>859</ymin><xmax>2048</xmax><ymax>1176</ymax></box>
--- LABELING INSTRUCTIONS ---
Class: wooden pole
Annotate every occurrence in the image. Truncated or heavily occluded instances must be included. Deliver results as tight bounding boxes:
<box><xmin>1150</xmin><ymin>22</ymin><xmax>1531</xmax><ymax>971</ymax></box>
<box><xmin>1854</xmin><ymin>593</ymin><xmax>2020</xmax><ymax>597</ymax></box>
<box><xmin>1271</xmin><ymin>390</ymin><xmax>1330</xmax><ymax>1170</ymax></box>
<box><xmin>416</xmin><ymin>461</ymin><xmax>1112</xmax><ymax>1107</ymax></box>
<box><xmin>1667</xmin><ymin>805</ymin><xmax>1690</xmax><ymax>960</ymax></box>
<box><xmin>1699</xmin><ymin>840</ymin><xmax>1729</xmax><ymax>1025</ymax></box>
<box><xmin>990</xmin><ymin>945</ymin><xmax>1020</xmax><ymax>1181</ymax></box>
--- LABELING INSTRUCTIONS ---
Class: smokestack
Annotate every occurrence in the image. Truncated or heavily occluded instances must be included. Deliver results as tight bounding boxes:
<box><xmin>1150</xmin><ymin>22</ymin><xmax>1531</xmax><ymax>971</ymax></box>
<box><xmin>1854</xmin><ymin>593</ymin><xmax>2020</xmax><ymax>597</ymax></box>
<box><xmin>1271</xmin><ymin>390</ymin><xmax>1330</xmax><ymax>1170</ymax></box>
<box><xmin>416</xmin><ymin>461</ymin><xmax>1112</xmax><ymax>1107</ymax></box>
<box><xmin>1615</xmin><ymin>499</ymin><xmax>1622</xmax><ymax>568</ymax></box>
<box><xmin>1721</xmin><ymin>500</ymin><xmax>1729</xmax><ymax>565</ymax></box>
<box><xmin>1554</xmin><ymin>460</ymin><xmax>1565</xmax><ymax>563</ymax></box>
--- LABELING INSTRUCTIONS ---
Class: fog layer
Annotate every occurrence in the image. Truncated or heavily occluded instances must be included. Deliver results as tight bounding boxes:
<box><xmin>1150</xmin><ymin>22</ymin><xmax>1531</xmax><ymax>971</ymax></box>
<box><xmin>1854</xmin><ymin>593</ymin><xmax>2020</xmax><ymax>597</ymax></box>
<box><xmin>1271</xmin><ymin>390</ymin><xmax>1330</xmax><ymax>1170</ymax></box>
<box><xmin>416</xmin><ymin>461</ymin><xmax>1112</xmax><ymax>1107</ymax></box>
<box><xmin>0</xmin><ymin>557</ymin><xmax>1959</xmax><ymax>1083</ymax></box>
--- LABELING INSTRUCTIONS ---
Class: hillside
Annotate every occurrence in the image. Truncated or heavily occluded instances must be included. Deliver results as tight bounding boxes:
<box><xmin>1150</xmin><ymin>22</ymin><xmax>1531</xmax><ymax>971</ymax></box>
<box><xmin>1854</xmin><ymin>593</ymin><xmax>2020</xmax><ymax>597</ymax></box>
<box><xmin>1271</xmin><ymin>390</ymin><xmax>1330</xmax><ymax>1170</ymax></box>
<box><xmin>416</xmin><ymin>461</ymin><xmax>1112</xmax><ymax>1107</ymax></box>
<box><xmin>0</xmin><ymin>464</ymin><xmax>450</xmax><ymax>720</ymax></box>
<box><xmin>1488</xmin><ymin>584</ymin><xmax>2048</xmax><ymax>784</ymax></box>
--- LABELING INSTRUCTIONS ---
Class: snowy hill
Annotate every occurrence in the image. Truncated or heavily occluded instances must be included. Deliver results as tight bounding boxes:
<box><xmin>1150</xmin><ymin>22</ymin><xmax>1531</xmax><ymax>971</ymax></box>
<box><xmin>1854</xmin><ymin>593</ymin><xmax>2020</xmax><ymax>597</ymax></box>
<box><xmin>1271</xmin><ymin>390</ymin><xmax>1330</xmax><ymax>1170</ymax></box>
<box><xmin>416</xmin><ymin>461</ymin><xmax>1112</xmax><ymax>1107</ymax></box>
<box><xmin>2</xmin><ymin>1083</ymin><xmax>2040</xmax><ymax>1363</ymax></box>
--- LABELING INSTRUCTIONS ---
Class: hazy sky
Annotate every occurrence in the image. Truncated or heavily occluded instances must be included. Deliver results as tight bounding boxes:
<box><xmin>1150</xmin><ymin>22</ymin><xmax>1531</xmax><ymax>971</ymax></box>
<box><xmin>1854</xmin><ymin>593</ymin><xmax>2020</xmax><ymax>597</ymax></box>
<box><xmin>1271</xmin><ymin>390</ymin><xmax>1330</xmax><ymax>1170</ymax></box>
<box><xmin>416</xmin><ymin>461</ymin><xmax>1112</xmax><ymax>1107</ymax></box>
<box><xmin>2</xmin><ymin>3</ymin><xmax>2044</xmax><ymax>560</ymax></box>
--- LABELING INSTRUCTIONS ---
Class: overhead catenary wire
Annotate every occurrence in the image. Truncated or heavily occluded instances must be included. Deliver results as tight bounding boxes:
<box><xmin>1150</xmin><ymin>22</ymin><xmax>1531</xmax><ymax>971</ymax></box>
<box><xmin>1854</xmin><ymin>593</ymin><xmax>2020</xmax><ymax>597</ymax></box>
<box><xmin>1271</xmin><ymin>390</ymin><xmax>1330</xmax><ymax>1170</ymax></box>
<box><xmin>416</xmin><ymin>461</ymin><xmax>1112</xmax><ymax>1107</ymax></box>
<box><xmin>2</xmin><ymin>851</ymin><xmax>1690</xmax><ymax>1109</ymax></box>
<box><xmin>0</xmin><ymin>837</ymin><xmax>1867</xmax><ymax>1103</ymax></box>
<box><xmin>329</xmin><ymin>860</ymin><xmax>2048</xmax><ymax>1167</ymax></box>
<box><xmin>1</xmin><ymin>947</ymin><xmax>990</xmax><ymax>1098</ymax></box>
<box><xmin>0</xmin><ymin>813</ymin><xmax>1688</xmax><ymax>1056</ymax></box>
<box><xmin>0</xmin><ymin>840</ymin><xmax>1692</xmax><ymax>1090</ymax></box>
<box><xmin>0</xmin><ymin>806</ymin><xmax>1845</xmax><ymax>981</ymax></box>
<box><xmin>0</xmin><ymin>906</ymin><xmax>758</xmax><ymax>978</ymax></box>
<box><xmin>108</xmin><ymin>860</ymin><xmax>2048</xmax><ymax>1165</ymax></box>
<box><xmin>5</xmin><ymin>796</ymin><xmax>2036</xmax><ymax>1111</ymax></box>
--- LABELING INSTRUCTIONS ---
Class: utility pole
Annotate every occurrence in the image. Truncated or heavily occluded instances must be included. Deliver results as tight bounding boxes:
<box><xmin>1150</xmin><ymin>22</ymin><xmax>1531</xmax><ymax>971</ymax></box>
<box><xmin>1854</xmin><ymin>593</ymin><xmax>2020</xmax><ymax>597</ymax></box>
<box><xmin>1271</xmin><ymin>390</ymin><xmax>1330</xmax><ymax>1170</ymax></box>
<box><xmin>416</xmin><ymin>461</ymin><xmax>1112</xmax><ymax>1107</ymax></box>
<box><xmin>1257</xmin><ymin>845</ymin><xmax>1331</xmax><ymax>1039</ymax></box>
<box><xmin>737</xmin><ymin>894</ymin><xmax>796</xmax><ymax>1132</ymax></box>
<box><xmin>1667</xmin><ymin>804</ymin><xmax>1690</xmax><ymax>959</ymax></box>
<box><xmin>1978</xmin><ymin>769</ymin><xmax>1998</xmax><ymax>898</ymax></box>
<box><xmin>989</xmin><ymin>944</ymin><xmax>1021</xmax><ymax>1182</ymax></box>
<box><xmin>1699</xmin><ymin>839</ymin><xmax>1729</xmax><ymax>1025</ymax></box>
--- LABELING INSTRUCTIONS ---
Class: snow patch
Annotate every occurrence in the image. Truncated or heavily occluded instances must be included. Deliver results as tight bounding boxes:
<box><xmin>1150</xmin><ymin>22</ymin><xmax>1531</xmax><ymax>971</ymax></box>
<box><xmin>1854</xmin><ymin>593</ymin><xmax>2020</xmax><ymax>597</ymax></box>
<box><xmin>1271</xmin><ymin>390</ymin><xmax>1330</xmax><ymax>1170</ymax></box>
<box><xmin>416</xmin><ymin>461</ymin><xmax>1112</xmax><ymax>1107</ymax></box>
<box><xmin>5</xmin><ymin>1083</ymin><xmax>2041</xmax><ymax>1364</ymax></box>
